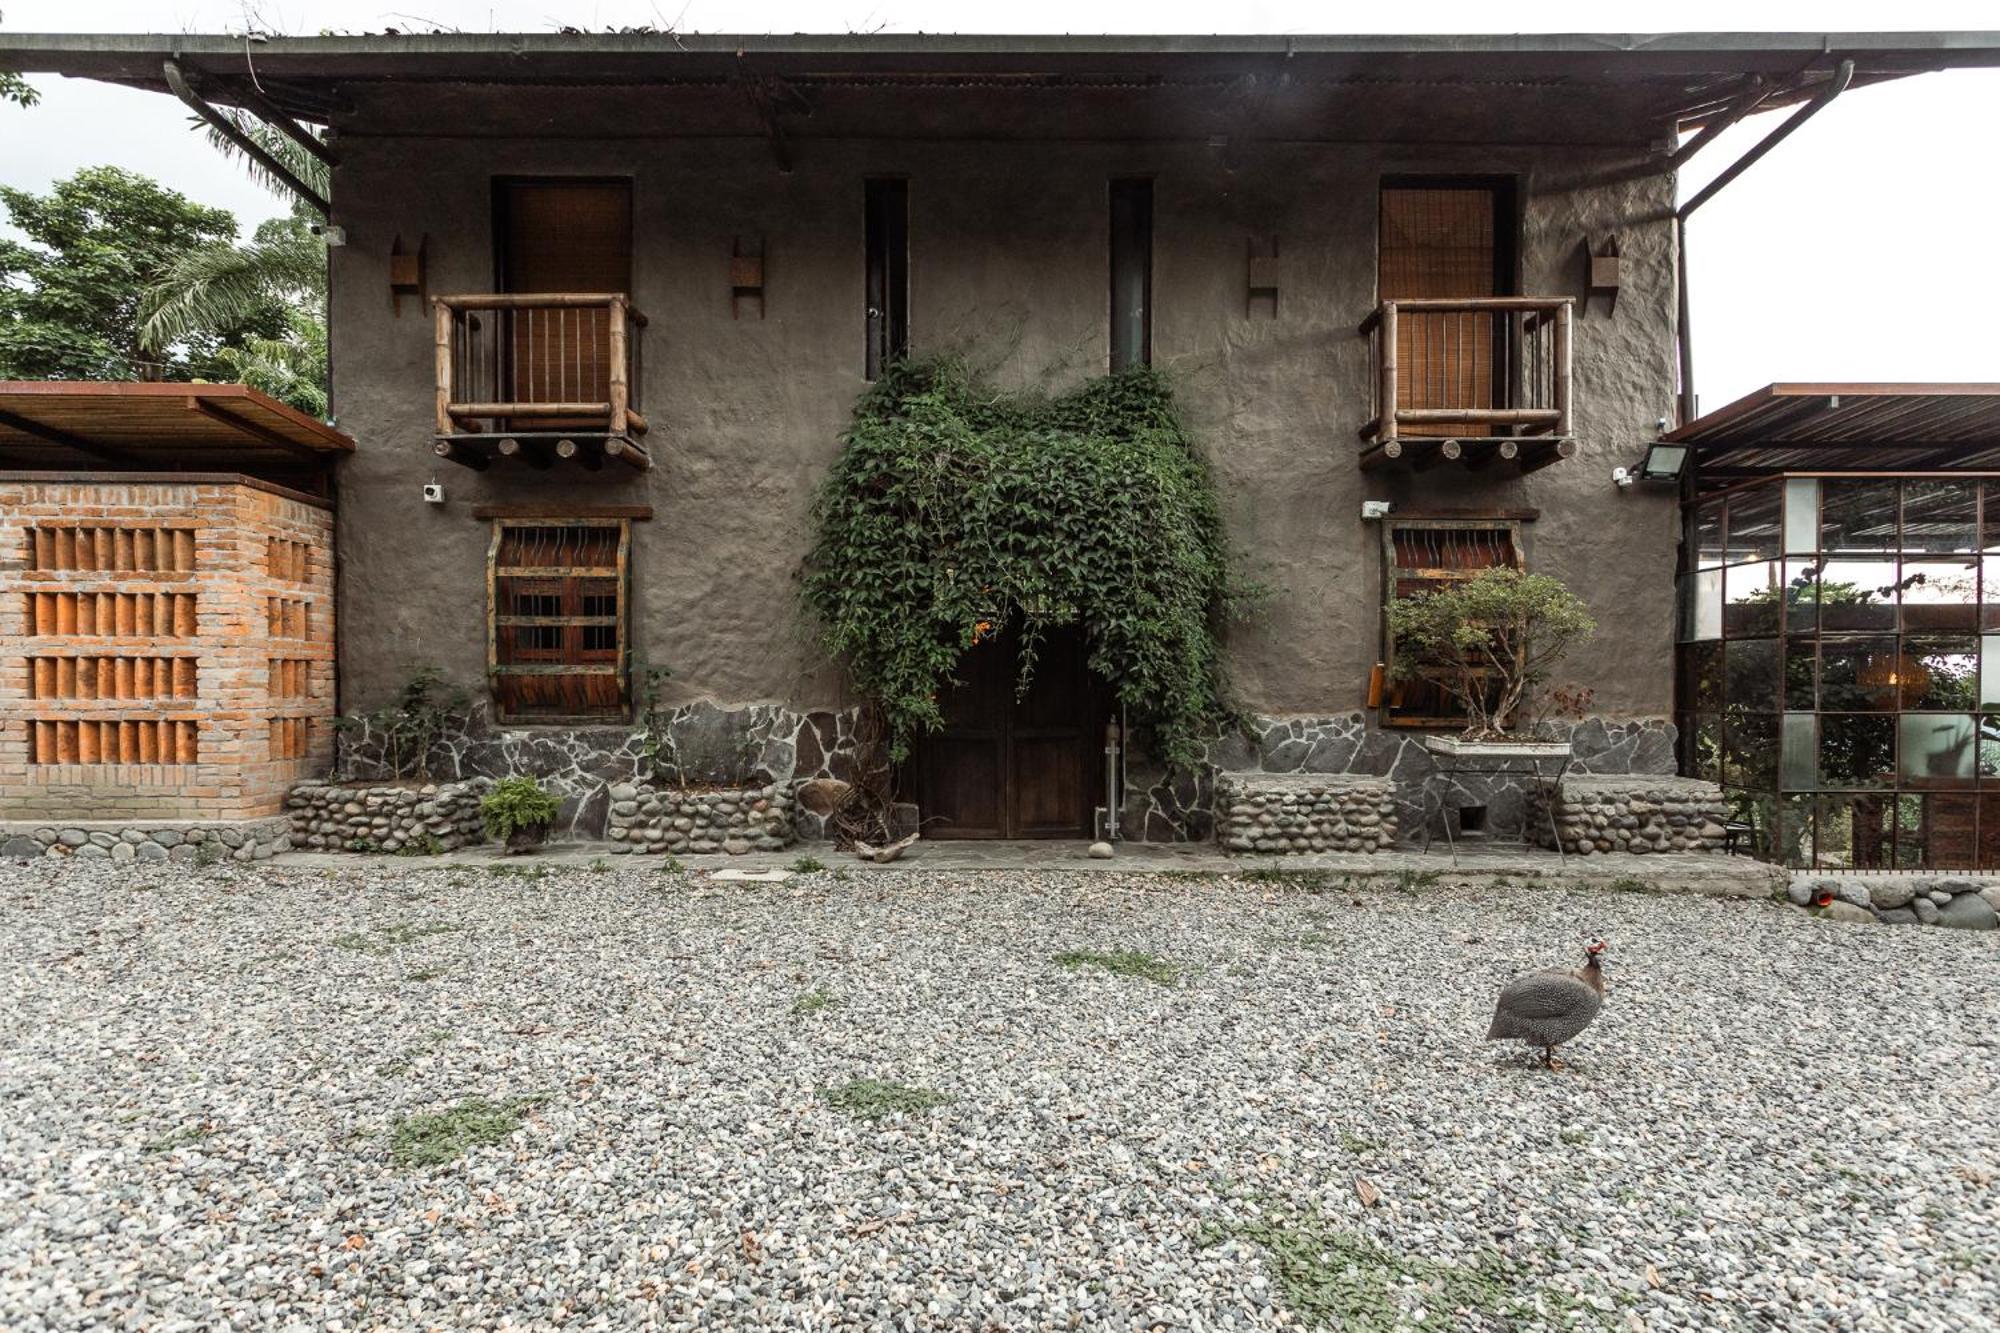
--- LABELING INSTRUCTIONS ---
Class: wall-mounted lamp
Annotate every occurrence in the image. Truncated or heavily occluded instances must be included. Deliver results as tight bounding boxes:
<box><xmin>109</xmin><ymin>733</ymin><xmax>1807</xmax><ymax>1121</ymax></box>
<box><xmin>1636</xmin><ymin>441</ymin><xmax>1689</xmax><ymax>481</ymax></box>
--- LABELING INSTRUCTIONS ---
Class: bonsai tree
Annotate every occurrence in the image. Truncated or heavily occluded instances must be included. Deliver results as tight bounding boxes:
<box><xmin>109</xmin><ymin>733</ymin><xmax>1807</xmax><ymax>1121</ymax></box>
<box><xmin>1387</xmin><ymin>566</ymin><xmax>1596</xmax><ymax>739</ymax></box>
<box><xmin>480</xmin><ymin>777</ymin><xmax>562</xmax><ymax>854</ymax></box>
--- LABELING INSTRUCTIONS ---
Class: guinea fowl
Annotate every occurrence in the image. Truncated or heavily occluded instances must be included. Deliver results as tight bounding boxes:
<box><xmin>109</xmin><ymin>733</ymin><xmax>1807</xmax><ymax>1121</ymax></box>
<box><xmin>1486</xmin><ymin>939</ymin><xmax>1606</xmax><ymax>1070</ymax></box>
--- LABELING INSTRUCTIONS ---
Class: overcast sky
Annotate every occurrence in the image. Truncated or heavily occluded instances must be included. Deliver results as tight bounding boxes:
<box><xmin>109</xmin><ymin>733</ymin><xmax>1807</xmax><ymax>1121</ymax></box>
<box><xmin>3</xmin><ymin>1</ymin><xmax>1998</xmax><ymax>412</ymax></box>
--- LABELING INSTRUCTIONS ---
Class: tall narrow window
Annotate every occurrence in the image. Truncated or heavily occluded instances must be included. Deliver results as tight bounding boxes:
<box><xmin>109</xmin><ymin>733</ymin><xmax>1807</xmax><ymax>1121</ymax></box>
<box><xmin>493</xmin><ymin>179</ymin><xmax>632</xmax><ymax>429</ymax></box>
<box><xmin>487</xmin><ymin>520</ymin><xmax>630</xmax><ymax>722</ymax></box>
<box><xmin>864</xmin><ymin>179</ymin><xmax>909</xmax><ymax>379</ymax></box>
<box><xmin>1109</xmin><ymin>178</ymin><xmax>1153</xmax><ymax>372</ymax></box>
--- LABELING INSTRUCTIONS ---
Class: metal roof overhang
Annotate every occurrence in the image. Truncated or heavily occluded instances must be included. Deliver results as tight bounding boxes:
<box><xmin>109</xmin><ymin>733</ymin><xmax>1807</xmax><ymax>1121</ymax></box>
<box><xmin>1666</xmin><ymin>383</ymin><xmax>2000</xmax><ymax>482</ymax></box>
<box><xmin>0</xmin><ymin>383</ymin><xmax>353</xmax><ymax>484</ymax></box>
<box><xmin>4</xmin><ymin>31</ymin><xmax>1999</xmax><ymax>131</ymax></box>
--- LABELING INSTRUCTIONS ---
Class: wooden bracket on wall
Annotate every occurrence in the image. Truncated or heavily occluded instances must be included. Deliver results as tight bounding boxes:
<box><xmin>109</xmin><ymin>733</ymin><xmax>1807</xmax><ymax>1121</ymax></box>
<box><xmin>390</xmin><ymin>234</ymin><xmax>428</xmax><ymax>317</ymax></box>
<box><xmin>1586</xmin><ymin>235</ymin><xmax>1620</xmax><ymax>316</ymax></box>
<box><xmin>1247</xmin><ymin>237</ymin><xmax>1281</xmax><ymax>319</ymax></box>
<box><xmin>731</xmin><ymin>236</ymin><xmax>766</xmax><ymax>319</ymax></box>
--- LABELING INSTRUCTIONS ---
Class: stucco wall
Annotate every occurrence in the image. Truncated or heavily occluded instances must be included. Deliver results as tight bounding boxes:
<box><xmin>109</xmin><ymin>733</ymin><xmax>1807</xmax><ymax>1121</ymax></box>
<box><xmin>325</xmin><ymin>96</ymin><xmax>1680</xmax><ymax>726</ymax></box>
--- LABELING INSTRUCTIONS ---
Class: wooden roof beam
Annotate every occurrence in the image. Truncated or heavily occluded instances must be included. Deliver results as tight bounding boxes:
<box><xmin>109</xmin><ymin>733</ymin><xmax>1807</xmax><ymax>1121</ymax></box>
<box><xmin>0</xmin><ymin>408</ymin><xmax>140</xmax><ymax>466</ymax></box>
<box><xmin>184</xmin><ymin>395</ymin><xmax>330</xmax><ymax>462</ymax></box>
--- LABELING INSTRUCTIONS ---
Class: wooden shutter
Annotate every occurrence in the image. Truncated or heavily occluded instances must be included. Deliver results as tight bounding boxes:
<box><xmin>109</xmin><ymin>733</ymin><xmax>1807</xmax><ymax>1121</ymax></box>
<box><xmin>1383</xmin><ymin>521</ymin><xmax>1523</xmax><ymax>725</ymax></box>
<box><xmin>497</xmin><ymin>180</ymin><xmax>632</xmax><ymax>422</ymax></box>
<box><xmin>1379</xmin><ymin>185</ymin><xmax>1504</xmax><ymax>436</ymax></box>
<box><xmin>488</xmin><ymin>520</ymin><xmax>629</xmax><ymax>721</ymax></box>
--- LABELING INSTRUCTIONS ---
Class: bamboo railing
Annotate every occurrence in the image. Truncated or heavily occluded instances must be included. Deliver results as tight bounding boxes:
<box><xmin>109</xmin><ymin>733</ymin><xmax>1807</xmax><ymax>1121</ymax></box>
<box><xmin>432</xmin><ymin>293</ymin><xmax>650</xmax><ymax>471</ymax></box>
<box><xmin>1358</xmin><ymin>296</ymin><xmax>1575</xmax><ymax>472</ymax></box>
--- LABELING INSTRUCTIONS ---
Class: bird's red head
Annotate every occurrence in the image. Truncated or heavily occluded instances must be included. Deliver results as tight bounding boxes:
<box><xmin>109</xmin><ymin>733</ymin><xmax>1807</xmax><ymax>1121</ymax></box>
<box><xmin>1584</xmin><ymin>938</ymin><xmax>1607</xmax><ymax>960</ymax></box>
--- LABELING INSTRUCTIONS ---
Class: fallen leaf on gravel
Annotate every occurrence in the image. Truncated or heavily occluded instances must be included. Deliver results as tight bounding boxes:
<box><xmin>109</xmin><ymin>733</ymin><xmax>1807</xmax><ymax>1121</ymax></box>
<box><xmin>740</xmin><ymin>1229</ymin><xmax>761</xmax><ymax>1263</ymax></box>
<box><xmin>342</xmin><ymin>1234</ymin><xmax>367</xmax><ymax>1249</ymax></box>
<box><xmin>1354</xmin><ymin>1176</ymin><xmax>1381</xmax><ymax>1208</ymax></box>
<box><xmin>1646</xmin><ymin>1264</ymin><xmax>1663</xmax><ymax>1289</ymax></box>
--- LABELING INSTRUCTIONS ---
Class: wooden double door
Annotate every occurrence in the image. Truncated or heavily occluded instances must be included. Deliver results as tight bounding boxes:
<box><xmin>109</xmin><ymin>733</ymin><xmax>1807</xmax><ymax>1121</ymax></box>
<box><xmin>915</xmin><ymin>625</ymin><xmax>1108</xmax><ymax>839</ymax></box>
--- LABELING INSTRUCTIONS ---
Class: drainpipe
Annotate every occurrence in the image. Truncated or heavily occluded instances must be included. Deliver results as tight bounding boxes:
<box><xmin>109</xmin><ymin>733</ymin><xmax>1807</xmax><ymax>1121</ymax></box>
<box><xmin>162</xmin><ymin>59</ymin><xmax>331</xmax><ymax>216</ymax></box>
<box><xmin>1675</xmin><ymin>58</ymin><xmax>1853</xmax><ymax>424</ymax></box>
<box><xmin>1101</xmin><ymin>714</ymin><xmax>1123</xmax><ymax>841</ymax></box>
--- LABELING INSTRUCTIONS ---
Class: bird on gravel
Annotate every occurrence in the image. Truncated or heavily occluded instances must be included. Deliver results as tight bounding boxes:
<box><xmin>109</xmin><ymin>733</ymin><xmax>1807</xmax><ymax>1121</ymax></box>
<box><xmin>1485</xmin><ymin>938</ymin><xmax>1606</xmax><ymax>1071</ymax></box>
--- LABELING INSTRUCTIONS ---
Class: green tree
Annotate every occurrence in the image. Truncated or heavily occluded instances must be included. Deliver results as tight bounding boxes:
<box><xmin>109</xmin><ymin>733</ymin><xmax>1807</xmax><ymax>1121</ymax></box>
<box><xmin>0</xmin><ymin>72</ymin><xmax>36</xmax><ymax>108</ymax></box>
<box><xmin>0</xmin><ymin>165</ymin><xmax>283</xmax><ymax>380</ymax></box>
<box><xmin>1388</xmin><ymin>566</ymin><xmax>1596</xmax><ymax>737</ymax></box>
<box><xmin>136</xmin><ymin>112</ymin><xmax>331</xmax><ymax>413</ymax></box>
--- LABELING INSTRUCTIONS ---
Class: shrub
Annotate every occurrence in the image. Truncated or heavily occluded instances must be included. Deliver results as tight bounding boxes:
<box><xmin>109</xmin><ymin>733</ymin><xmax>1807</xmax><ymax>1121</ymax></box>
<box><xmin>480</xmin><ymin>777</ymin><xmax>561</xmax><ymax>843</ymax></box>
<box><xmin>1386</xmin><ymin>566</ymin><xmax>1595</xmax><ymax>738</ymax></box>
<box><xmin>333</xmin><ymin>665</ymin><xmax>469</xmax><ymax>781</ymax></box>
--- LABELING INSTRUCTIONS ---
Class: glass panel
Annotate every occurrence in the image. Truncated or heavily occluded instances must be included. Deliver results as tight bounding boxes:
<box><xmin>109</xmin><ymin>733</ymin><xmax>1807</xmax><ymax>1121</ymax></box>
<box><xmin>1817</xmin><ymin>793</ymin><xmax>1893</xmax><ymax>869</ymax></box>
<box><xmin>1679</xmin><ymin>642</ymin><xmax>1724</xmax><ymax>712</ymax></box>
<box><xmin>1986</xmin><ymin>481</ymin><xmax>2000</xmax><ymax>553</ymax></box>
<box><xmin>1723</xmin><ymin>712</ymin><xmax>1778</xmax><ymax>789</ymax></box>
<box><xmin>1817</xmin><ymin>559</ymin><xmax>1898</xmax><ymax>631</ymax></box>
<box><xmin>1725</xmin><ymin>483</ymin><xmax>1782</xmax><ymax>563</ymax></box>
<box><xmin>1915</xmin><ymin>793</ymin><xmax>1979</xmax><ymax>868</ymax></box>
<box><xmin>1783</xmin><ymin>638</ymin><xmax>1815</xmax><ymax>709</ymax></box>
<box><xmin>1900</xmin><ymin>558</ymin><xmax>1978</xmax><ymax>632</ymax></box>
<box><xmin>1782</xmin><ymin>478</ymin><xmax>1819</xmax><ymax>556</ymax></box>
<box><xmin>1819</xmin><ymin>636</ymin><xmax>1900</xmax><ymax>711</ymax></box>
<box><xmin>1723</xmin><ymin>561</ymin><xmax>1782</xmax><ymax>638</ymax></box>
<box><xmin>1783</xmin><ymin>559</ymin><xmax>1820</xmax><ymax>632</ymax></box>
<box><xmin>1898</xmin><ymin>713</ymin><xmax>1976</xmax><ymax>786</ymax></box>
<box><xmin>1984</xmin><ymin>637</ymin><xmax>2000</xmax><ymax>710</ymax></box>
<box><xmin>1892</xmin><ymin>794</ymin><xmax>1925</xmax><ymax>869</ymax></box>
<box><xmin>1820</xmin><ymin>479</ymin><xmax>1899</xmax><ymax>554</ymax></box>
<box><xmin>1693</xmin><ymin>498</ymin><xmax>1725</xmax><ymax>570</ymax></box>
<box><xmin>1902</xmin><ymin>636</ymin><xmax>1978</xmax><ymax>710</ymax></box>
<box><xmin>1776</xmin><ymin>793</ymin><xmax>1814</xmax><ymax>867</ymax></box>
<box><xmin>1982</xmin><ymin>714</ymin><xmax>2000</xmax><ymax>784</ymax></box>
<box><xmin>1689</xmin><ymin>714</ymin><xmax>1722</xmax><ymax>783</ymax></box>
<box><xmin>1819</xmin><ymin>714</ymin><xmax>1895</xmax><ymax>788</ymax></box>
<box><xmin>1780</xmin><ymin>712</ymin><xmax>1816</xmax><ymax>790</ymax></box>
<box><xmin>1982</xmin><ymin>556</ymin><xmax>2000</xmax><ymax>631</ymax></box>
<box><xmin>1726</xmin><ymin>790</ymin><xmax>1775</xmax><ymax>858</ymax></box>
<box><xmin>1724</xmin><ymin>639</ymin><xmax>1780</xmax><ymax>711</ymax></box>
<box><xmin>1902</xmin><ymin>479</ymin><xmax>1978</xmax><ymax>554</ymax></box>
<box><xmin>1679</xmin><ymin>569</ymin><xmax>1722</xmax><ymax>642</ymax></box>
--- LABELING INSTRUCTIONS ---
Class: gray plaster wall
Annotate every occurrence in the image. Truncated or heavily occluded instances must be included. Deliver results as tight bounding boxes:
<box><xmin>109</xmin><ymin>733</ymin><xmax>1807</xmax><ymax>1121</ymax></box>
<box><xmin>325</xmin><ymin>93</ymin><xmax>1681</xmax><ymax>734</ymax></box>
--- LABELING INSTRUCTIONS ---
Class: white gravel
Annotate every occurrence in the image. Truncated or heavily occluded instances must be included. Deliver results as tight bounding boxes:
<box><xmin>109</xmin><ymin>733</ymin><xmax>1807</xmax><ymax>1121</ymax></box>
<box><xmin>1</xmin><ymin>858</ymin><xmax>1996</xmax><ymax>1330</ymax></box>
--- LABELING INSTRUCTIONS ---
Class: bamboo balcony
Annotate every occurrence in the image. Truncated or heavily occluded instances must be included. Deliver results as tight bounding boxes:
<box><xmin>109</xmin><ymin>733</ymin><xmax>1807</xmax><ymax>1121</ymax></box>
<box><xmin>432</xmin><ymin>293</ymin><xmax>651</xmax><ymax>472</ymax></box>
<box><xmin>1357</xmin><ymin>297</ymin><xmax>1577</xmax><ymax>474</ymax></box>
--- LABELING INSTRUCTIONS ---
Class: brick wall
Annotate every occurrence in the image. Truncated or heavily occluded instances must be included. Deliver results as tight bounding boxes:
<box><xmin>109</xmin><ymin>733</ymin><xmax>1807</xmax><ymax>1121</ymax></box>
<box><xmin>0</xmin><ymin>476</ymin><xmax>335</xmax><ymax>820</ymax></box>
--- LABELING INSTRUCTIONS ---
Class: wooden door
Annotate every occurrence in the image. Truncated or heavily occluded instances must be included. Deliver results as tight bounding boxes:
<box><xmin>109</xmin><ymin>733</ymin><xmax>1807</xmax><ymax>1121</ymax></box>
<box><xmin>1378</xmin><ymin>182</ymin><xmax>1511</xmax><ymax>435</ymax></box>
<box><xmin>496</xmin><ymin>179</ymin><xmax>631</xmax><ymax>422</ymax></box>
<box><xmin>917</xmin><ymin>625</ymin><xmax>1105</xmax><ymax>839</ymax></box>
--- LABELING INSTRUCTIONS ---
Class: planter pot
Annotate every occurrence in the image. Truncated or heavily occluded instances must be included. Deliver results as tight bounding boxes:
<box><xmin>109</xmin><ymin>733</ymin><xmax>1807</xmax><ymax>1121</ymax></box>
<box><xmin>1422</xmin><ymin>735</ymin><xmax>1573</xmax><ymax>762</ymax></box>
<box><xmin>503</xmin><ymin>822</ymin><xmax>552</xmax><ymax>854</ymax></box>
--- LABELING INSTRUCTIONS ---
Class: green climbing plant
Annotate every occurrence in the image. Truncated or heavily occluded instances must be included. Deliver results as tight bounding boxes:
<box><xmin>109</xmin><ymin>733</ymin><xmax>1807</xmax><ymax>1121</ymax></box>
<box><xmin>803</xmin><ymin>357</ymin><xmax>1258</xmax><ymax>767</ymax></box>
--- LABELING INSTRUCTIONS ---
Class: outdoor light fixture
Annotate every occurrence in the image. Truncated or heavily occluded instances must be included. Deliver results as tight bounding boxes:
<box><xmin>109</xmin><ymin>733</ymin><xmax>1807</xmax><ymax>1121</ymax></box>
<box><xmin>1636</xmin><ymin>441</ymin><xmax>1689</xmax><ymax>482</ymax></box>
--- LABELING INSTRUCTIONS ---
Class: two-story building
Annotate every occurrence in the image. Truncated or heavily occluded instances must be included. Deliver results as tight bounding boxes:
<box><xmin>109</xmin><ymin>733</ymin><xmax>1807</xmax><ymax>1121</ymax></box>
<box><xmin>4</xmin><ymin>31</ymin><xmax>1999</xmax><ymax>859</ymax></box>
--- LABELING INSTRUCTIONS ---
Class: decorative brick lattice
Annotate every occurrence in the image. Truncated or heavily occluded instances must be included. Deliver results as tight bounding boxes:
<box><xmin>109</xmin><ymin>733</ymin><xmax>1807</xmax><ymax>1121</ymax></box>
<box><xmin>0</xmin><ymin>478</ymin><xmax>335</xmax><ymax>820</ymax></box>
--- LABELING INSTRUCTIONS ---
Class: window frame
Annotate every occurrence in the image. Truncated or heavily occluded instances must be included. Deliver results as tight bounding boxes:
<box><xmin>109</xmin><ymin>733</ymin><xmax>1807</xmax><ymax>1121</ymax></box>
<box><xmin>864</xmin><ymin>177</ymin><xmax>910</xmax><ymax>380</ymax></box>
<box><xmin>1109</xmin><ymin>177</ymin><xmax>1154</xmax><ymax>372</ymax></box>
<box><xmin>1380</xmin><ymin>516</ymin><xmax>1528</xmax><ymax>728</ymax></box>
<box><xmin>485</xmin><ymin>517</ymin><xmax>631</xmax><ymax>724</ymax></box>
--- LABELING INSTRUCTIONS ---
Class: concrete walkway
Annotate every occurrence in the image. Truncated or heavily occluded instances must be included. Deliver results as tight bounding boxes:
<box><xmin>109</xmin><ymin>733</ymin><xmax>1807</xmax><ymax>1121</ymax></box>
<box><xmin>274</xmin><ymin>838</ymin><xmax>1785</xmax><ymax>899</ymax></box>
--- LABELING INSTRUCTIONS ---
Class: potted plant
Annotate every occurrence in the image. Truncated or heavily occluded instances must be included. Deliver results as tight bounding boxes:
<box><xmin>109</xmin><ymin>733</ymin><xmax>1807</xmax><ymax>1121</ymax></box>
<box><xmin>1387</xmin><ymin>566</ymin><xmax>1596</xmax><ymax>758</ymax></box>
<box><xmin>480</xmin><ymin>776</ymin><xmax>562</xmax><ymax>854</ymax></box>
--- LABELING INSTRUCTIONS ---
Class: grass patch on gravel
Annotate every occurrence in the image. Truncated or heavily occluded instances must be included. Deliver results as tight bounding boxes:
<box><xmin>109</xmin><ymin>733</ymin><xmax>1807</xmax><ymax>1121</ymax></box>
<box><xmin>820</xmin><ymin>1078</ymin><xmax>951</xmax><ymax>1120</ymax></box>
<box><xmin>332</xmin><ymin>922</ymin><xmax>458</xmax><ymax>955</ymax></box>
<box><xmin>389</xmin><ymin>1094</ymin><xmax>547</xmax><ymax>1167</ymax></box>
<box><xmin>1203</xmin><ymin>1205</ymin><xmax>1530</xmax><ymax>1331</ymax></box>
<box><xmin>790</xmin><ymin>986</ymin><xmax>841</xmax><ymax>1016</ymax></box>
<box><xmin>1054</xmin><ymin>948</ymin><xmax>1185</xmax><ymax>985</ymax></box>
<box><xmin>143</xmin><ymin>1124</ymin><xmax>214</xmax><ymax>1155</ymax></box>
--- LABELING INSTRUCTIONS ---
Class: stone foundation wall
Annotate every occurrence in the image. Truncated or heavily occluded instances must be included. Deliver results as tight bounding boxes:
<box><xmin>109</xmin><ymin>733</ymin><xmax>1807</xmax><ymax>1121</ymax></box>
<box><xmin>1528</xmin><ymin>775</ymin><xmax>1731</xmax><ymax>855</ymax></box>
<box><xmin>0</xmin><ymin>817</ymin><xmax>291</xmax><ymax>863</ymax></box>
<box><xmin>605</xmin><ymin>781</ymin><xmax>795</xmax><ymax>854</ymax></box>
<box><xmin>334</xmin><ymin>700</ymin><xmax>871</xmax><ymax>839</ymax></box>
<box><xmin>286</xmin><ymin>779</ymin><xmax>489</xmax><ymax>853</ymax></box>
<box><xmin>1791</xmin><ymin>875</ymin><xmax>2000</xmax><ymax>929</ymax></box>
<box><xmin>1216</xmin><ymin>773</ymin><xmax>1399</xmax><ymax>854</ymax></box>
<box><xmin>1124</xmin><ymin>714</ymin><xmax>1677</xmax><ymax>845</ymax></box>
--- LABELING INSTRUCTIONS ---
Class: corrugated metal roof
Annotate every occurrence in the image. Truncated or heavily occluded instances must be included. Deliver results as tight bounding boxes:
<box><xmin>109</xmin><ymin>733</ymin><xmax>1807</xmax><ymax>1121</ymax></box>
<box><xmin>1667</xmin><ymin>383</ymin><xmax>2000</xmax><ymax>481</ymax></box>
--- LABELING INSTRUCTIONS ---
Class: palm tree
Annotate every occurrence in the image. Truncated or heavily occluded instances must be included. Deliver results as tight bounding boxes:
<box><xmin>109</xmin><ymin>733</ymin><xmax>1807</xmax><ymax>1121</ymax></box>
<box><xmin>138</xmin><ymin>113</ymin><xmax>331</xmax><ymax>413</ymax></box>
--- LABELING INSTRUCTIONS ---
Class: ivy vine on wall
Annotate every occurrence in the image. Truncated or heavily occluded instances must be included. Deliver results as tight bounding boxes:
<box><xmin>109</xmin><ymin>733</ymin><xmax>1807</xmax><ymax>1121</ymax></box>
<box><xmin>803</xmin><ymin>357</ymin><xmax>1259</xmax><ymax>768</ymax></box>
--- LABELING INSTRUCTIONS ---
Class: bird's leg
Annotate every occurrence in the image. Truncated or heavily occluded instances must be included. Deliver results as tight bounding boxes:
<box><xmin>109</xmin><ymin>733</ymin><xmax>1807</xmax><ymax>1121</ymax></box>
<box><xmin>1542</xmin><ymin>1046</ymin><xmax>1565</xmax><ymax>1072</ymax></box>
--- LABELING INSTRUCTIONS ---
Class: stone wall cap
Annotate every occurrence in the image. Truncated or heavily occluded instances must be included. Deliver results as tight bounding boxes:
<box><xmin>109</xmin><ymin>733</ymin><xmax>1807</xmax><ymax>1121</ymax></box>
<box><xmin>1217</xmin><ymin>772</ymin><xmax>1395</xmax><ymax>789</ymax></box>
<box><xmin>1559</xmin><ymin>774</ymin><xmax>1723</xmax><ymax>793</ymax></box>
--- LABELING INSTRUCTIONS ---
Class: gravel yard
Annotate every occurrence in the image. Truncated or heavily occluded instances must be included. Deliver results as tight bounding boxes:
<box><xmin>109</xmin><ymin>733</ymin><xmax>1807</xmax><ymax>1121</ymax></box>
<box><xmin>2</xmin><ymin>859</ymin><xmax>1996</xmax><ymax>1331</ymax></box>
